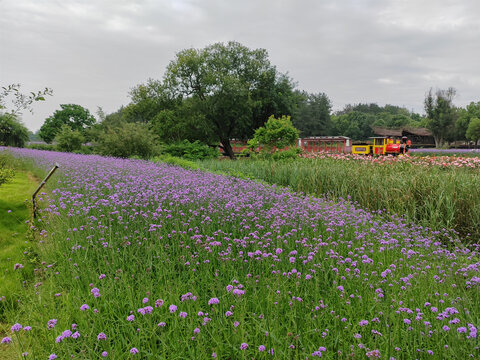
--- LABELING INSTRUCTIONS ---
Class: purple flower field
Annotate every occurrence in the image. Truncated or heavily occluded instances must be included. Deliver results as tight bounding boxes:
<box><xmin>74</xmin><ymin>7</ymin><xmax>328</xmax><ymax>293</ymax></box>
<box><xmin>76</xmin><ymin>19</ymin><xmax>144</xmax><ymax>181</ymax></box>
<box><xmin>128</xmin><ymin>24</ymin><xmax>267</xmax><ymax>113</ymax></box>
<box><xmin>1</xmin><ymin>148</ymin><xmax>480</xmax><ymax>359</ymax></box>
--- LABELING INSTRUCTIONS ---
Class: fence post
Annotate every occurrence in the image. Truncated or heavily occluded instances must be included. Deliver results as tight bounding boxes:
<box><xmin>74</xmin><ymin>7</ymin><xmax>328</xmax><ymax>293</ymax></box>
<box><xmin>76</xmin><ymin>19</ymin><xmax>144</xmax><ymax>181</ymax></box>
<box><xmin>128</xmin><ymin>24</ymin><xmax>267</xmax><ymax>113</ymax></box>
<box><xmin>32</xmin><ymin>163</ymin><xmax>59</xmax><ymax>218</ymax></box>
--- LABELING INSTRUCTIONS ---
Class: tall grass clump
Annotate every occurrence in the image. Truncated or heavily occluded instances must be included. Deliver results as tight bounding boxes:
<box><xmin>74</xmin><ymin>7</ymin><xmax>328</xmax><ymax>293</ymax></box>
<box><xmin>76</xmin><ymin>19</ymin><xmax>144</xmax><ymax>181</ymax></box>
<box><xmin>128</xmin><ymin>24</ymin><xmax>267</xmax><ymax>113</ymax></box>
<box><xmin>1</xmin><ymin>148</ymin><xmax>479</xmax><ymax>359</ymax></box>
<box><xmin>199</xmin><ymin>157</ymin><xmax>480</xmax><ymax>241</ymax></box>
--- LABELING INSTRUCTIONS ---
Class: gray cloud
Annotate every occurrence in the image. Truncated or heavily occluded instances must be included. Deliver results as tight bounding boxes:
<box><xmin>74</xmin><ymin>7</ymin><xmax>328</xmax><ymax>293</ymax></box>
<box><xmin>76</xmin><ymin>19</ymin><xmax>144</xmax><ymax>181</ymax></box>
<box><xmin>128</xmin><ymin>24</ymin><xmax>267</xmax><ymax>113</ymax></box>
<box><xmin>1</xmin><ymin>0</ymin><xmax>479</xmax><ymax>131</ymax></box>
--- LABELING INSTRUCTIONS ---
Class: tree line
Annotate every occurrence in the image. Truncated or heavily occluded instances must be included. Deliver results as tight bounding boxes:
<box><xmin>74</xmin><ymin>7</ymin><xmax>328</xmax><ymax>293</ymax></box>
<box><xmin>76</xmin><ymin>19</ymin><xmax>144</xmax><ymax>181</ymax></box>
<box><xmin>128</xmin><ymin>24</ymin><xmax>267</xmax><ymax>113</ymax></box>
<box><xmin>2</xmin><ymin>41</ymin><xmax>480</xmax><ymax>157</ymax></box>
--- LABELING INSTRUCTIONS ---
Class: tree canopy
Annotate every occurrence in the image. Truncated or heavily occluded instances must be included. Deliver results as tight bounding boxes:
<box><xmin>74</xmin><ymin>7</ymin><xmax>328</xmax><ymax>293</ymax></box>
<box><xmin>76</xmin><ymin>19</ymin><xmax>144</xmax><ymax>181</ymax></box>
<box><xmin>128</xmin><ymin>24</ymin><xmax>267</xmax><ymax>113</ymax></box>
<box><xmin>162</xmin><ymin>41</ymin><xmax>297</xmax><ymax>158</ymax></box>
<box><xmin>39</xmin><ymin>104</ymin><xmax>96</xmax><ymax>143</ymax></box>
<box><xmin>424</xmin><ymin>88</ymin><xmax>457</xmax><ymax>147</ymax></box>
<box><xmin>293</xmin><ymin>92</ymin><xmax>331</xmax><ymax>136</ymax></box>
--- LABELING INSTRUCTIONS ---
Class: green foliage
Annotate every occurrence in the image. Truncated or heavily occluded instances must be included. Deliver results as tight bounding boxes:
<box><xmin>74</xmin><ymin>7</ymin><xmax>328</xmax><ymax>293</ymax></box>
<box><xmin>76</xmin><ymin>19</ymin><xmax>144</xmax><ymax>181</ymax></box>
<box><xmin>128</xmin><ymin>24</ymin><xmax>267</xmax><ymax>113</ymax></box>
<box><xmin>25</xmin><ymin>143</ymin><xmax>57</xmax><ymax>151</ymax></box>
<box><xmin>96</xmin><ymin>121</ymin><xmax>158</xmax><ymax>159</ymax></box>
<box><xmin>293</xmin><ymin>91</ymin><xmax>332</xmax><ymax>136</ymax></box>
<box><xmin>466</xmin><ymin>117</ymin><xmax>480</xmax><ymax>144</ymax></box>
<box><xmin>39</xmin><ymin>104</ymin><xmax>96</xmax><ymax>143</ymax></box>
<box><xmin>424</xmin><ymin>88</ymin><xmax>457</xmax><ymax>147</ymax></box>
<box><xmin>334</xmin><ymin>103</ymin><xmax>423</xmax><ymax>135</ymax></box>
<box><xmin>163</xmin><ymin>41</ymin><xmax>296</xmax><ymax>158</ymax></box>
<box><xmin>55</xmin><ymin>125</ymin><xmax>85</xmax><ymax>152</ymax></box>
<box><xmin>248</xmin><ymin>115</ymin><xmax>299</xmax><ymax>153</ymax></box>
<box><xmin>151</xmin><ymin>100</ymin><xmax>215</xmax><ymax>144</ymax></box>
<box><xmin>150</xmin><ymin>154</ymin><xmax>200</xmax><ymax>170</ymax></box>
<box><xmin>0</xmin><ymin>151</ymin><xmax>15</xmax><ymax>187</ymax></box>
<box><xmin>162</xmin><ymin>140</ymin><xmax>218</xmax><ymax>160</ymax></box>
<box><xmin>456</xmin><ymin>102</ymin><xmax>480</xmax><ymax>141</ymax></box>
<box><xmin>0</xmin><ymin>113</ymin><xmax>29</xmax><ymax>147</ymax></box>
<box><xmin>0</xmin><ymin>83</ymin><xmax>53</xmax><ymax>116</ymax></box>
<box><xmin>271</xmin><ymin>147</ymin><xmax>303</xmax><ymax>160</ymax></box>
<box><xmin>330</xmin><ymin>111</ymin><xmax>375</xmax><ymax>140</ymax></box>
<box><xmin>123</xmin><ymin>79</ymin><xmax>177</xmax><ymax>124</ymax></box>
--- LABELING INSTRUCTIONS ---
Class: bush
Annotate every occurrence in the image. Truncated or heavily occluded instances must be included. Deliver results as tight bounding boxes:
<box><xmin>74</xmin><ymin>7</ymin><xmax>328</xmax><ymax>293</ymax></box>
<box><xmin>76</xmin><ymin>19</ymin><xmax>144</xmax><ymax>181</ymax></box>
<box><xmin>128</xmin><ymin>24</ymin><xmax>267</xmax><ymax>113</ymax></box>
<box><xmin>151</xmin><ymin>155</ymin><xmax>199</xmax><ymax>170</ymax></box>
<box><xmin>248</xmin><ymin>115</ymin><xmax>299</xmax><ymax>154</ymax></box>
<box><xmin>163</xmin><ymin>140</ymin><xmax>218</xmax><ymax>160</ymax></box>
<box><xmin>55</xmin><ymin>125</ymin><xmax>85</xmax><ymax>152</ymax></box>
<box><xmin>0</xmin><ymin>151</ymin><xmax>15</xmax><ymax>187</ymax></box>
<box><xmin>272</xmin><ymin>147</ymin><xmax>303</xmax><ymax>160</ymax></box>
<box><xmin>26</xmin><ymin>143</ymin><xmax>57</xmax><ymax>151</ymax></box>
<box><xmin>0</xmin><ymin>114</ymin><xmax>29</xmax><ymax>147</ymax></box>
<box><xmin>96</xmin><ymin>122</ymin><xmax>158</xmax><ymax>159</ymax></box>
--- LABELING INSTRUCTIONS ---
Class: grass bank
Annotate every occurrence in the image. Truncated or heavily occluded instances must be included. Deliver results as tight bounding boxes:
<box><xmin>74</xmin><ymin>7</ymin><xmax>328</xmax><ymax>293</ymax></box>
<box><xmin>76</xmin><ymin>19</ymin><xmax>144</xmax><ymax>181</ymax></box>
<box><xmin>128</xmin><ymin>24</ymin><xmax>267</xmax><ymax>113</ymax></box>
<box><xmin>0</xmin><ymin>170</ymin><xmax>39</xmax><ymax>359</ymax></box>
<box><xmin>199</xmin><ymin>157</ymin><xmax>480</xmax><ymax>241</ymax></box>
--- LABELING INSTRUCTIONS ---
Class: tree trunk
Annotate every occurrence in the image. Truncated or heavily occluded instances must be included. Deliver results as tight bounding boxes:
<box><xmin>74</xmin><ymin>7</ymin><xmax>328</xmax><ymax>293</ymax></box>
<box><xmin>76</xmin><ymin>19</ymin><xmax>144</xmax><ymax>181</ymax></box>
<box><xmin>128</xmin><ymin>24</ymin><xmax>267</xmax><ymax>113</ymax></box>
<box><xmin>221</xmin><ymin>139</ymin><xmax>236</xmax><ymax>160</ymax></box>
<box><xmin>434</xmin><ymin>135</ymin><xmax>443</xmax><ymax>148</ymax></box>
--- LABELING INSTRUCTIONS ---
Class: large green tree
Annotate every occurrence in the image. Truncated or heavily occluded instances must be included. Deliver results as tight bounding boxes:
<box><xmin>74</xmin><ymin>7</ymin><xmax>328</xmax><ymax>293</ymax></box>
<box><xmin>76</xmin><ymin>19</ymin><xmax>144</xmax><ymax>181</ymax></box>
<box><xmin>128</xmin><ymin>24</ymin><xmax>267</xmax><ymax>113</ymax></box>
<box><xmin>293</xmin><ymin>92</ymin><xmax>331</xmax><ymax>136</ymax></box>
<box><xmin>424</xmin><ymin>88</ymin><xmax>457</xmax><ymax>147</ymax></box>
<box><xmin>39</xmin><ymin>104</ymin><xmax>96</xmax><ymax>143</ymax></box>
<box><xmin>163</xmin><ymin>41</ymin><xmax>296</xmax><ymax>158</ymax></box>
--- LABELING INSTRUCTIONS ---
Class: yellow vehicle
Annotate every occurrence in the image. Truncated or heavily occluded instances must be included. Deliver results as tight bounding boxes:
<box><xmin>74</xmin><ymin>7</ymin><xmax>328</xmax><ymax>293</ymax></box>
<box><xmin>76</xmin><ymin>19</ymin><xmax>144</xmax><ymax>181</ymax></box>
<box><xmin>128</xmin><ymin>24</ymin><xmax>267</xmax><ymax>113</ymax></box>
<box><xmin>352</xmin><ymin>137</ymin><xmax>411</xmax><ymax>156</ymax></box>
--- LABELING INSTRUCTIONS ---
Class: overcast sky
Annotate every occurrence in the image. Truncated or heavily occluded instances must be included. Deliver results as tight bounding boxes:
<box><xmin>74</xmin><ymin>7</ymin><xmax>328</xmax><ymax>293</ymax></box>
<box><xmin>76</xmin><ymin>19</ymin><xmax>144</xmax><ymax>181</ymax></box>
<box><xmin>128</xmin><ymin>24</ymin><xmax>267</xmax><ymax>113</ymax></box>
<box><xmin>1</xmin><ymin>0</ymin><xmax>479</xmax><ymax>131</ymax></box>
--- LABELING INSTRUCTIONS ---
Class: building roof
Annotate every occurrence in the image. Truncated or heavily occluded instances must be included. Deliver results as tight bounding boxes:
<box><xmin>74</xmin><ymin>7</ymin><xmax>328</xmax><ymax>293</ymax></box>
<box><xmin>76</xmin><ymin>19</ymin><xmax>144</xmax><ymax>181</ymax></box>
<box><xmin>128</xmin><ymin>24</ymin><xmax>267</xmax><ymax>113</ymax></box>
<box><xmin>372</xmin><ymin>126</ymin><xmax>433</xmax><ymax>137</ymax></box>
<box><xmin>402</xmin><ymin>127</ymin><xmax>433</xmax><ymax>136</ymax></box>
<box><xmin>371</xmin><ymin>127</ymin><xmax>402</xmax><ymax>137</ymax></box>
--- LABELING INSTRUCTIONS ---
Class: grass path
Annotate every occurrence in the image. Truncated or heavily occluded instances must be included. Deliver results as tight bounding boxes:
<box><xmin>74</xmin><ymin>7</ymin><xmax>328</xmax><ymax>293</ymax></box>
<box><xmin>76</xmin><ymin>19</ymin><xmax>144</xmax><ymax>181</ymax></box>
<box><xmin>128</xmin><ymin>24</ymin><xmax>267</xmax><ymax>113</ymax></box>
<box><xmin>0</xmin><ymin>171</ymin><xmax>38</xmax><ymax>360</ymax></box>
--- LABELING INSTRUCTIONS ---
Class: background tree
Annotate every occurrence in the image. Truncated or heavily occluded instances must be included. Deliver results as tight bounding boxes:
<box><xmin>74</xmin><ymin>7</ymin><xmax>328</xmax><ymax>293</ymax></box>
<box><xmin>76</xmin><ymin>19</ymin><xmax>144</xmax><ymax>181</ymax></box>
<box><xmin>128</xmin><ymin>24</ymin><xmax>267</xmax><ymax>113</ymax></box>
<box><xmin>122</xmin><ymin>79</ymin><xmax>177</xmax><ymax>124</ymax></box>
<box><xmin>456</xmin><ymin>102</ymin><xmax>480</xmax><ymax>142</ymax></box>
<box><xmin>330</xmin><ymin>111</ymin><xmax>375</xmax><ymax>140</ymax></box>
<box><xmin>466</xmin><ymin>117</ymin><xmax>480</xmax><ymax>146</ymax></box>
<box><xmin>39</xmin><ymin>104</ymin><xmax>96</xmax><ymax>143</ymax></box>
<box><xmin>248</xmin><ymin>115</ymin><xmax>299</xmax><ymax>153</ymax></box>
<box><xmin>424</xmin><ymin>87</ymin><xmax>457</xmax><ymax>147</ymax></box>
<box><xmin>55</xmin><ymin>124</ymin><xmax>85</xmax><ymax>152</ymax></box>
<box><xmin>293</xmin><ymin>92</ymin><xmax>332</xmax><ymax>136</ymax></box>
<box><xmin>0</xmin><ymin>114</ymin><xmax>29</xmax><ymax>147</ymax></box>
<box><xmin>163</xmin><ymin>41</ymin><xmax>296</xmax><ymax>158</ymax></box>
<box><xmin>0</xmin><ymin>83</ymin><xmax>52</xmax><ymax>148</ymax></box>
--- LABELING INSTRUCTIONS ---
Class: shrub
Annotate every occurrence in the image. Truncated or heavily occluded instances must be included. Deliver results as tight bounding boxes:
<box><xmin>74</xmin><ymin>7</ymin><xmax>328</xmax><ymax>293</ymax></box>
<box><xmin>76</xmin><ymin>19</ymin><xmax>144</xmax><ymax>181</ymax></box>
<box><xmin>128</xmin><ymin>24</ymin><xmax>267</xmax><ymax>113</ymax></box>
<box><xmin>26</xmin><ymin>143</ymin><xmax>57</xmax><ymax>151</ymax></box>
<box><xmin>0</xmin><ymin>151</ymin><xmax>15</xmax><ymax>186</ymax></box>
<box><xmin>55</xmin><ymin>125</ymin><xmax>85</xmax><ymax>152</ymax></box>
<box><xmin>163</xmin><ymin>140</ymin><xmax>218</xmax><ymax>160</ymax></box>
<box><xmin>96</xmin><ymin>122</ymin><xmax>158</xmax><ymax>159</ymax></box>
<box><xmin>248</xmin><ymin>115</ymin><xmax>299</xmax><ymax>154</ymax></box>
<box><xmin>0</xmin><ymin>114</ymin><xmax>29</xmax><ymax>147</ymax></box>
<box><xmin>151</xmin><ymin>154</ymin><xmax>199</xmax><ymax>170</ymax></box>
<box><xmin>272</xmin><ymin>147</ymin><xmax>303</xmax><ymax>160</ymax></box>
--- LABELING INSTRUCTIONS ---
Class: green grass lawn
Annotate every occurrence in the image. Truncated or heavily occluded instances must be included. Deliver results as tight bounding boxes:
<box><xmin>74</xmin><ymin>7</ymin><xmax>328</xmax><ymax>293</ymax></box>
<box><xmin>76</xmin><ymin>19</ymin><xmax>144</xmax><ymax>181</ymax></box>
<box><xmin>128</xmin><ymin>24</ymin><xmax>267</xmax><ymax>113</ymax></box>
<box><xmin>0</xmin><ymin>170</ymin><xmax>38</xmax><ymax>360</ymax></box>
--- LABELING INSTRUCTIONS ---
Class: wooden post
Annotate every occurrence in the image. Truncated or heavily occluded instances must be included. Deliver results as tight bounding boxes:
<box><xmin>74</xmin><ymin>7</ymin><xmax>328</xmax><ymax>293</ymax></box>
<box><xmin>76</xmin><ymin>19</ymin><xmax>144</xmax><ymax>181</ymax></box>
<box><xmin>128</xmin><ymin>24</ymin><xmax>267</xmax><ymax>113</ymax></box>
<box><xmin>32</xmin><ymin>163</ymin><xmax>59</xmax><ymax>218</ymax></box>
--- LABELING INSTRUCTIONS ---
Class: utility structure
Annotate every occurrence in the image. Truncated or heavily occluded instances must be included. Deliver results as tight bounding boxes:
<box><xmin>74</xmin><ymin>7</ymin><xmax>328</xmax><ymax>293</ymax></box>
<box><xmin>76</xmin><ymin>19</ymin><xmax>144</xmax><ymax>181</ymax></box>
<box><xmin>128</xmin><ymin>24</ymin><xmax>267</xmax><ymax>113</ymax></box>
<box><xmin>32</xmin><ymin>163</ymin><xmax>59</xmax><ymax>218</ymax></box>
